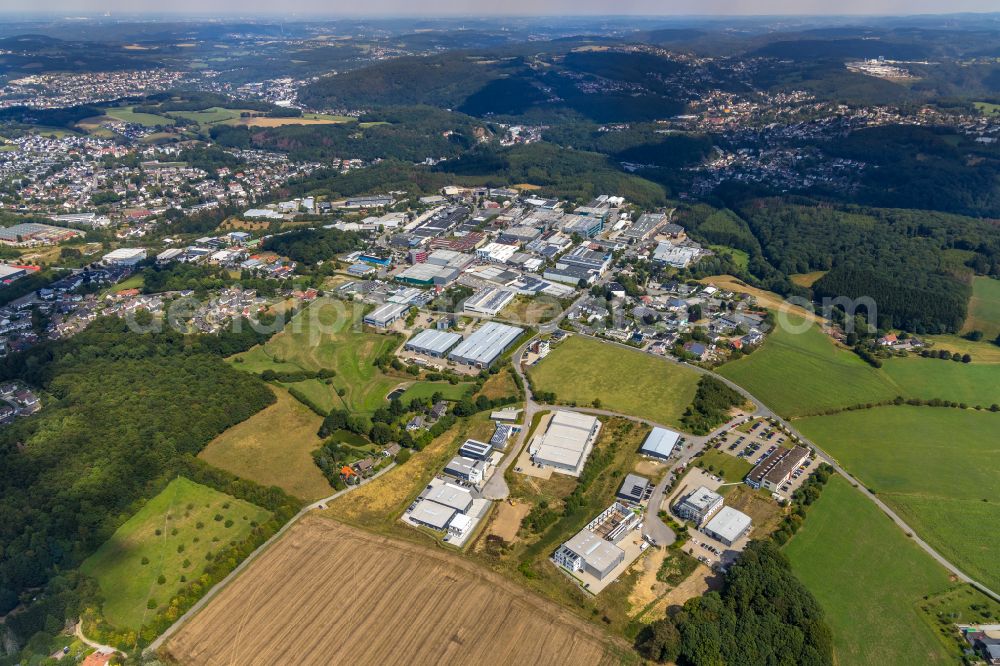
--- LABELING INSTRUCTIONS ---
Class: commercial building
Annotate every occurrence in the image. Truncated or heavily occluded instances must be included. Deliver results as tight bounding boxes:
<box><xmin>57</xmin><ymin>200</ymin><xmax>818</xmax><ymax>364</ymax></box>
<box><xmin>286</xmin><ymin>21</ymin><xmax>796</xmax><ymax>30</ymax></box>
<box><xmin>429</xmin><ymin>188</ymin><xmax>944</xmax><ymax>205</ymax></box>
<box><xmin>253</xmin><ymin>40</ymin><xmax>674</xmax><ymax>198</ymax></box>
<box><xmin>443</xmin><ymin>455</ymin><xmax>486</xmax><ymax>484</ymax></box>
<box><xmin>616</xmin><ymin>474</ymin><xmax>651</xmax><ymax>505</ymax></box>
<box><xmin>623</xmin><ymin>212</ymin><xmax>666</xmax><ymax>241</ymax></box>
<box><xmin>404</xmin><ymin>329</ymin><xmax>462</xmax><ymax>358</ymax></box>
<box><xmin>653</xmin><ymin>243</ymin><xmax>701</xmax><ymax>268</ymax></box>
<box><xmin>409</xmin><ymin>498</ymin><xmax>457</xmax><ymax>530</ymax></box>
<box><xmin>559</xmin><ymin>213</ymin><xmax>604</xmax><ymax>238</ymax></box>
<box><xmin>554</xmin><ymin>530</ymin><xmax>624</xmax><ymax>581</ymax></box>
<box><xmin>529</xmin><ymin>410</ymin><xmax>601</xmax><ymax>477</ymax></box>
<box><xmin>640</xmin><ymin>427</ymin><xmax>681</xmax><ymax>460</ymax></box>
<box><xmin>101</xmin><ymin>247</ymin><xmax>147</xmax><ymax>267</ymax></box>
<box><xmin>363</xmin><ymin>302</ymin><xmax>409</xmax><ymax>328</ymax></box>
<box><xmin>395</xmin><ymin>262</ymin><xmax>460</xmax><ymax>287</ymax></box>
<box><xmin>458</xmin><ymin>439</ymin><xmax>492</xmax><ymax>461</ymax></box>
<box><xmin>745</xmin><ymin>445</ymin><xmax>810</xmax><ymax>491</ymax></box>
<box><xmin>703</xmin><ymin>506</ymin><xmax>752</xmax><ymax>546</ymax></box>
<box><xmin>423</xmin><ymin>482</ymin><xmax>474</xmax><ymax>513</ymax></box>
<box><xmin>675</xmin><ymin>486</ymin><xmax>724</xmax><ymax>525</ymax></box>
<box><xmin>448</xmin><ymin>322</ymin><xmax>523</xmax><ymax>368</ymax></box>
<box><xmin>463</xmin><ymin>287</ymin><xmax>515</xmax><ymax>317</ymax></box>
<box><xmin>476</xmin><ymin>242</ymin><xmax>518</xmax><ymax>264</ymax></box>
<box><xmin>0</xmin><ymin>264</ymin><xmax>27</xmax><ymax>283</ymax></box>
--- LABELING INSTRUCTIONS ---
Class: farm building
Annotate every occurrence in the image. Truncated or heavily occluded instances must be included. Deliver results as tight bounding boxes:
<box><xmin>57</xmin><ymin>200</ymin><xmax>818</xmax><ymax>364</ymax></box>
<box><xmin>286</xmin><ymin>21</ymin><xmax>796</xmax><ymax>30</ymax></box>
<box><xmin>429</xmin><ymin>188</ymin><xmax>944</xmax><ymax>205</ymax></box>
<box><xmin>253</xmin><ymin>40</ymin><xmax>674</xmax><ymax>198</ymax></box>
<box><xmin>443</xmin><ymin>455</ymin><xmax>485</xmax><ymax>484</ymax></box>
<box><xmin>458</xmin><ymin>439</ymin><xmax>492</xmax><ymax>461</ymax></box>
<box><xmin>745</xmin><ymin>445</ymin><xmax>809</xmax><ymax>491</ymax></box>
<box><xmin>423</xmin><ymin>482</ymin><xmax>474</xmax><ymax>513</ymax></box>
<box><xmin>703</xmin><ymin>506</ymin><xmax>752</xmax><ymax>546</ymax></box>
<box><xmin>639</xmin><ymin>427</ymin><xmax>681</xmax><ymax>460</ymax></box>
<box><xmin>448</xmin><ymin>322</ymin><xmax>523</xmax><ymax>368</ymax></box>
<box><xmin>463</xmin><ymin>287</ymin><xmax>515</xmax><ymax>316</ymax></box>
<box><xmin>404</xmin><ymin>329</ymin><xmax>462</xmax><ymax>357</ymax></box>
<box><xmin>675</xmin><ymin>486</ymin><xmax>723</xmax><ymax>525</ymax></box>
<box><xmin>528</xmin><ymin>410</ymin><xmax>601</xmax><ymax>477</ymax></box>
<box><xmin>616</xmin><ymin>474</ymin><xmax>651</xmax><ymax>505</ymax></box>
<box><xmin>363</xmin><ymin>302</ymin><xmax>409</xmax><ymax>328</ymax></box>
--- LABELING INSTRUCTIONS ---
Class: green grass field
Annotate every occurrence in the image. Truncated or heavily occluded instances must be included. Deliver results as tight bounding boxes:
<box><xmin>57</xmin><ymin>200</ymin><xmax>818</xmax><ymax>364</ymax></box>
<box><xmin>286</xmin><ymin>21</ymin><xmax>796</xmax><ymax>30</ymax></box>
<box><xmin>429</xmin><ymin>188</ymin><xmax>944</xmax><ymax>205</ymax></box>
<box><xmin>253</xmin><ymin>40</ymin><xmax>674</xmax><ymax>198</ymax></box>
<box><xmin>230</xmin><ymin>298</ymin><xmax>404</xmax><ymax>414</ymax></box>
<box><xmin>166</xmin><ymin>107</ymin><xmax>248</xmax><ymax>124</ymax></box>
<box><xmin>528</xmin><ymin>335</ymin><xmax>700</xmax><ymax>428</ymax></box>
<box><xmin>708</xmin><ymin>245</ymin><xmax>749</xmax><ymax>271</ymax></box>
<box><xmin>103</xmin><ymin>106</ymin><xmax>174</xmax><ymax>127</ymax></box>
<box><xmin>199</xmin><ymin>386</ymin><xmax>333</xmax><ymax>501</ymax></box>
<box><xmin>926</xmin><ymin>334</ymin><xmax>1000</xmax><ymax>364</ymax></box>
<box><xmin>880</xmin><ymin>355</ymin><xmax>1000</xmax><ymax>406</ymax></box>
<box><xmin>796</xmin><ymin>406</ymin><xmax>1000</xmax><ymax>592</ymax></box>
<box><xmin>975</xmin><ymin>101</ymin><xmax>1000</xmax><ymax>116</ymax></box>
<box><xmin>695</xmin><ymin>448</ymin><xmax>752</xmax><ymax>482</ymax></box>
<box><xmin>80</xmin><ymin>477</ymin><xmax>270</xmax><ymax>629</ymax></box>
<box><xmin>962</xmin><ymin>276</ymin><xmax>1000</xmax><ymax>338</ymax></box>
<box><xmin>396</xmin><ymin>381</ymin><xmax>473</xmax><ymax>403</ymax></box>
<box><xmin>784</xmin><ymin>476</ymin><xmax>954</xmax><ymax>665</ymax></box>
<box><xmin>718</xmin><ymin>318</ymin><xmax>898</xmax><ymax>418</ymax></box>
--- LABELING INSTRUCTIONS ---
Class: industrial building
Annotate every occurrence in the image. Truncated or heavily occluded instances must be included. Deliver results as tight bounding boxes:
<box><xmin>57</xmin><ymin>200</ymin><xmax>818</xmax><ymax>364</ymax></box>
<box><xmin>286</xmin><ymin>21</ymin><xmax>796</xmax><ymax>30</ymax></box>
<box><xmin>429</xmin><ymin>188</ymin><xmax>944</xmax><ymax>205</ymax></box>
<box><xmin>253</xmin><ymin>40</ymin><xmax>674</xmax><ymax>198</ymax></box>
<box><xmin>363</xmin><ymin>302</ymin><xmax>409</xmax><ymax>328</ymax></box>
<box><xmin>463</xmin><ymin>287</ymin><xmax>515</xmax><ymax>316</ymax></box>
<box><xmin>409</xmin><ymin>498</ymin><xmax>457</xmax><ymax>530</ymax></box>
<box><xmin>0</xmin><ymin>223</ymin><xmax>84</xmax><ymax>246</ymax></box>
<box><xmin>623</xmin><ymin>212</ymin><xmax>666</xmax><ymax>241</ymax></box>
<box><xmin>746</xmin><ymin>445</ymin><xmax>810</xmax><ymax>491</ymax></box>
<box><xmin>404</xmin><ymin>329</ymin><xmax>462</xmax><ymax>357</ymax></box>
<box><xmin>0</xmin><ymin>264</ymin><xmax>27</xmax><ymax>283</ymax></box>
<box><xmin>101</xmin><ymin>247</ymin><xmax>147</xmax><ymax>267</ymax></box>
<box><xmin>395</xmin><ymin>262</ymin><xmax>460</xmax><ymax>287</ymax></box>
<box><xmin>640</xmin><ymin>427</ymin><xmax>681</xmax><ymax>460</ymax></box>
<box><xmin>554</xmin><ymin>530</ymin><xmax>624</xmax><ymax>581</ymax></box>
<box><xmin>448</xmin><ymin>322</ymin><xmax>523</xmax><ymax>368</ymax></box>
<box><xmin>653</xmin><ymin>243</ymin><xmax>701</xmax><ymax>268</ymax></box>
<box><xmin>675</xmin><ymin>486</ymin><xmax>724</xmax><ymax>525</ymax></box>
<box><xmin>616</xmin><ymin>474</ymin><xmax>651</xmax><ymax>505</ymax></box>
<box><xmin>703</xmin><ymin>506</ymin><xmax>752</xmax><ymax>546</ymax></box>
<box><xmin>458</xmin><ymin>439</ymin><xmax>492</xmax><ymax>461</ymax></box>
<box><xmin>423</xmin><ymin>482</ymin><xmax>474</xmax><ymax>513</ymax></box>
<box><xmin>443</xmin><ymin>455</ymin><xmax>486</xmax><ymax>484</ymax></box>
<box><xmin>529</xmin><ymin>410</ymin><xmax>601</xmax><ymax>477</ymax></box>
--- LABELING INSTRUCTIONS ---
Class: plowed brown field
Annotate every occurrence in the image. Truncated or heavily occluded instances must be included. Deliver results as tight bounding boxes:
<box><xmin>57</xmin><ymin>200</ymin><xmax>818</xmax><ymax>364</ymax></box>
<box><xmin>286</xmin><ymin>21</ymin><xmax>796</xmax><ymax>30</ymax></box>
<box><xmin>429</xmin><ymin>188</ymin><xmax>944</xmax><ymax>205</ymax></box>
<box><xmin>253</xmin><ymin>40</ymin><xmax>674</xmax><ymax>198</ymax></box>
<box><xmin>164</xmin><ymin>517</ymin><xmax>627</xmax><ymax>665</ymax></box>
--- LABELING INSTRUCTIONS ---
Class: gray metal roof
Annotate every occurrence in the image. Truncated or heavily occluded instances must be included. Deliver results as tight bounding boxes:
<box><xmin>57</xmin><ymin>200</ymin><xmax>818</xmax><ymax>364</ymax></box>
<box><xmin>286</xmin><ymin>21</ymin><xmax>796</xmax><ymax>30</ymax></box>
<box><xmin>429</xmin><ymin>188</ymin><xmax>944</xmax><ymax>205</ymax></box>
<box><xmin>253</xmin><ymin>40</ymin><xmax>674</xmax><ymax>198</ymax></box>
<box><xmin>448</xmin><ymin>321</ymin><xmax>523</xmax><ymax>366</ymax></box>
<box><xmin>640</xmin><ymin>427</ymin><xmax>681</xmax><ymax>458</ymax></box>
<box><xmin>409</xmin><ymin>498</ymin><xmax>456</xmax><ymax>530</ymax></box>
<box><xmin>405</xmin><ymin>329</ymin><xmax>462</xmax><ymax>355</ymax></box>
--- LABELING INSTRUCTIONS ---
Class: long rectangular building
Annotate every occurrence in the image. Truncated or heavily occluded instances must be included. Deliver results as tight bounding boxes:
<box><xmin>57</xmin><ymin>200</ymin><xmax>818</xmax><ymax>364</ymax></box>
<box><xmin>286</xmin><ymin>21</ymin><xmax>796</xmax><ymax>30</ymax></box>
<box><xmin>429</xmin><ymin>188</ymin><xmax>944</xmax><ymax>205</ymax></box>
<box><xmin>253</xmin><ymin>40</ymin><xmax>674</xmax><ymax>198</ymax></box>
<box><xmin>448</xmin><ymin>322</ymin><xmax>523</xmax><ymax>368</ymax></box>
<box><xmin>404</xmin><ymin>329</ymin><xmax>462</xmax><ymax>357</ymax></box>
<box><xmin>463</xmin><ymin>287</ymin><xmax>515</xmax><ymax>317</ymax></box>
<box><xmin>529</xmin><ymin>410</ymin><xmax>601</xmax><ymax>477</ymax></box>
<box><xmin>364</xmin><ymin>302</ymin><xmax>409</xmax><ymax>328</ymax></box>
<box><xmin>745</xmin><ymin>445</ymin><xmax>809</xmax><ymax>491</ymax></box>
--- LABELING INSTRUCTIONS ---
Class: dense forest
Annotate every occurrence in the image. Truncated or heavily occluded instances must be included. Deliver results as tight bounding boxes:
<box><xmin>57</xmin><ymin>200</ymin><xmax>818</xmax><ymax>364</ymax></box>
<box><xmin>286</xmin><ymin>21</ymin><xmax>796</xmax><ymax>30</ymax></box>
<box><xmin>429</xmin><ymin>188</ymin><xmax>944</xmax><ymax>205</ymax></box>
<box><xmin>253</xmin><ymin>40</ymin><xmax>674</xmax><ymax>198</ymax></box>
<box><xmin>262</xmin><ymin>227</ymin><xmax>366</xmax><ymax>266</ymax></box>
<box><xmin>636</xmin><ymin>540</ymin><xmax>832</xmax><ymax>665</ymax></box>
<box><xmin>0</xmin><ymin>317</ymin><xmax>276</xmax><ymax>619</ymax></box>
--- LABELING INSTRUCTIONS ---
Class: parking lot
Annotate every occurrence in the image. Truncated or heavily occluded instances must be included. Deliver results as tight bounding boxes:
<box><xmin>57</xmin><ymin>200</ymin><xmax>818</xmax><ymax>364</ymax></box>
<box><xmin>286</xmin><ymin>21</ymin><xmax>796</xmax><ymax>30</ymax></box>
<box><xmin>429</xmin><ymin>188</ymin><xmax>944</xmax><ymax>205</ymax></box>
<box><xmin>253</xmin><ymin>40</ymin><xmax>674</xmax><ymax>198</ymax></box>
<box><xmin>704</xmin><ymin>418</ymin><xmax>815</xmax><ymax>500</ymax></box>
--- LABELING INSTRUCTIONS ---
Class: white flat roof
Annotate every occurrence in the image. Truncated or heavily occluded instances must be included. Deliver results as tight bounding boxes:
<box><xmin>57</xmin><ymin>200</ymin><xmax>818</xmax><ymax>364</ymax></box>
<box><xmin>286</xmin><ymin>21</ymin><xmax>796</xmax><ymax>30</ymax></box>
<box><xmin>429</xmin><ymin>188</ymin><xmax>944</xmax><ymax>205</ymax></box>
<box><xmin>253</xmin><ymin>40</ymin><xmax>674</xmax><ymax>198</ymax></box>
<box><xmin>423</xmin><ymin>483</ymin><xmax>474</xmax><ymax>512</ymax></box>
<box><xmin>410</xmin><ymin>498</ymin><xmax>456</xmax><ymax>530</ymax></box>
<box><xmin>641</xmin><ymin>427</ymin><xmax>680</xmax><ymax>458</ymax></box>
<box><xmin>704</xmin><ymin>506</ymin><xmax>752</xmax><ymax>543</ymax></box>
<box><xmin>532</xmin><ymin>410</ymin><xmax>599</xmax><ymax>472</ymax></box>
<box><xmin>563</xmin><ymin>529</ymin><xmax>623</xmax><ymax>572</ymax></box>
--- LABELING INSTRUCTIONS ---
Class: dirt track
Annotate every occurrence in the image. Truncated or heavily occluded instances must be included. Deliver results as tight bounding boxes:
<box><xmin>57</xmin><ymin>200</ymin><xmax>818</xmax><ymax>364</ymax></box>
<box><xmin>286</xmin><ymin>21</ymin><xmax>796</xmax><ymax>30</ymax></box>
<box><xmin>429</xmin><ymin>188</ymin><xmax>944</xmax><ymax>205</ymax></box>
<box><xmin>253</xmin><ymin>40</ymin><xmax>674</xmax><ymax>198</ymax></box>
<box><xmin>164</xmin><ymin>517</ymin><xmax>628</xmax><ymax>665</ymax></box>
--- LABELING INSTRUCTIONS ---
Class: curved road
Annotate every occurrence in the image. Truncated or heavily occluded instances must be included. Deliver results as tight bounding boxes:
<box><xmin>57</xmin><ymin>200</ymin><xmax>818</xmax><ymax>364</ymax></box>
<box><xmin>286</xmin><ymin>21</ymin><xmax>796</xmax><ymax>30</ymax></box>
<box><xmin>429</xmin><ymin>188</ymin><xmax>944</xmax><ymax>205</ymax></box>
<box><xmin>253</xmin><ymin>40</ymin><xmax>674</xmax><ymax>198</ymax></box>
<box><xmin>499</xmin><ymin>319</ymin><xmax>1000</xmax><ymax>603</ymax></box>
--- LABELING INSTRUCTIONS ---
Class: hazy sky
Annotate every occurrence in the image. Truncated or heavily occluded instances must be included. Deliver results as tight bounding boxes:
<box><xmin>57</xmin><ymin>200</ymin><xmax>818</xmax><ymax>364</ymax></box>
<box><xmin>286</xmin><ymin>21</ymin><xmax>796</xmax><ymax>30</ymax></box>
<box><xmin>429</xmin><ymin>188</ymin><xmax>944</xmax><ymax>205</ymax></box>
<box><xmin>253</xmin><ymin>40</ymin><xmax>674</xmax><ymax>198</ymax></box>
<box><xmin>2</xmin><ymin>0</ymin><xmax>999</xmax><ymax>15</ymax></box>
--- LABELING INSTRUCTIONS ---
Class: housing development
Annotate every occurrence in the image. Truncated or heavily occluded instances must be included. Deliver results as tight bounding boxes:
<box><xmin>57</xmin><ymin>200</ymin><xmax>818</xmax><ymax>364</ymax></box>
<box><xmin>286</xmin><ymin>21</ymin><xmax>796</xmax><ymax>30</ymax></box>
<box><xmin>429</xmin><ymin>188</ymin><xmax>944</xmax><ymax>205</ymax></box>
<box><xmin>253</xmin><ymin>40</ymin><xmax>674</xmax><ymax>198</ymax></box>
<box><xmin>0</xmin><ymin>11</ymin><xmax>998</xmax><ymax>666</ymax></box>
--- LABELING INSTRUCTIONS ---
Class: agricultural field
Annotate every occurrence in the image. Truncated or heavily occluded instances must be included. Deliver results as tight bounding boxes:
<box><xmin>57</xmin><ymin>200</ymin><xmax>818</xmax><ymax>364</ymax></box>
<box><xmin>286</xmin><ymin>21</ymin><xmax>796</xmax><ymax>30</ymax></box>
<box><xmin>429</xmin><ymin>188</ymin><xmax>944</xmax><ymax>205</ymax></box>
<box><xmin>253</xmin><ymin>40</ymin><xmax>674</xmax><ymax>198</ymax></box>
<box><xmin>926</xmin><ymin>334</ymin><xmax>1000</xmax><ymax>364</ymax></box>
<box><xmin>961</xmin><ymin>276</ymin><xmax>1000</xmax><ymax>338</ymax></box>
<box><xmin>80</xmin><ymin>477</ymin><xmax>270</xmax><ymax>630</ymax></box>
<box><xmin>784</xmin><ymin>476</ymin><xmax>954</xmax><ymax>665</ymax></box>
<box><xmin>104</xmin><ymin>106</ymin><xmax>175</xmax><ymax>127</ymax></box>
<box><xmin>198</xmin><ymin>386</ymin><xmax>333</xmax><ymax>501</ymax></box>
<box><xmin>164</xmin><ymin>518</ymin><xmax>630</xmax><ymax>665</ymax></box>
<box><xmin>232</xmin><ymin>115</ymin><xmax>354</xmax><ymax>127</ymax></box>
<box><xmin>698</xmin><ymin>275</ymin><xmax>824</xmax><ymax>324</ymax></box>
<box><xmin>528</xmin><ymin>335</ymin><xmax>699</xmax><ymax>428</ymax></box>
<box><xmin>795</xmin><ymin>406</ymin><xmax>1000</xmax><ymax>592</ymax></box>
<box><xmin>166</xmin><ymin>107</ymin><xmax>248</xmax><ymax>124</ymax></box>
<box><xmin>880</xmin><ymin>355</ymin><xmax>1000</xmax><ymax>406</ymax></box>
<box><xmin>789</xmin><ymin>270</ymin><xmax>827</xmax><ymax>287</ymax></box>
<box><xmin>229</xmin><ymin>298</ymin><xmax>405</xmax><ymax>414</ymax></box>
<box><xmin>718</xmin><ymin>317</ymin><xmax>898</xmax><ymax>418</ymax></box>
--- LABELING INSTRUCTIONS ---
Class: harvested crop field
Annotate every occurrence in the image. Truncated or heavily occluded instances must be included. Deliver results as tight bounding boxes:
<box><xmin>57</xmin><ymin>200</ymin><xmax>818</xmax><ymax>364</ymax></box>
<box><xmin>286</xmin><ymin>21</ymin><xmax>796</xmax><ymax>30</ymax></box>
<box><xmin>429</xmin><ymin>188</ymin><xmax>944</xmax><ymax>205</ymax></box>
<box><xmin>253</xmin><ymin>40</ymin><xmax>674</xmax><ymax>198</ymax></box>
<box><xmin>164</xmin><ymin>517</ymin><xmax>627</xmax><ymax>665</ymax></box>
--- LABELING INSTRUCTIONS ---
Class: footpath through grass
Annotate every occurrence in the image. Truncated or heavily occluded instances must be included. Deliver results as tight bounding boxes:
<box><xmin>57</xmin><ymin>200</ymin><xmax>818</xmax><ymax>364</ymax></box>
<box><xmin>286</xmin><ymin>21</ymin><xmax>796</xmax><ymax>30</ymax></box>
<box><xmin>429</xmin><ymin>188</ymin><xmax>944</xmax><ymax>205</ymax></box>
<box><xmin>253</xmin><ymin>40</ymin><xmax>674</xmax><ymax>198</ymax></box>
<box><xmin>796</xmin><ymin>406</ymin><xmax>1000</xmax><ymax>592</ymax></box>
<box><xmin>784</xmin><ymin>476</ymin><xmax>954</xmax><ymax>665</ymax></box>
<box><xmin>528</xmin><ymin>335</ymin><xmax>699</xmax><ymax>428</ymax></box>
<box><xmin>80</xmin><ymin>477</ymin><xmax>270</xmax><ymax>630</ymax></box>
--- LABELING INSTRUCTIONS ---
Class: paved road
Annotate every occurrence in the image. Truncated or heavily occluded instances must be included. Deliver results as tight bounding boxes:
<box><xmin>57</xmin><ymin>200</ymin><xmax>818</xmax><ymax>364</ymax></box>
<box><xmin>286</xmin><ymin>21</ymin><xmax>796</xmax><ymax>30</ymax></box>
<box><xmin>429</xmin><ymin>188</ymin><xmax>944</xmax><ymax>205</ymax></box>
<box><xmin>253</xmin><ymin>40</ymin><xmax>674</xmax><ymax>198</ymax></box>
<box><xmin>143</xmin><ymin>463</ymin><xmax>396</xmax><ymax>657</ymax></box>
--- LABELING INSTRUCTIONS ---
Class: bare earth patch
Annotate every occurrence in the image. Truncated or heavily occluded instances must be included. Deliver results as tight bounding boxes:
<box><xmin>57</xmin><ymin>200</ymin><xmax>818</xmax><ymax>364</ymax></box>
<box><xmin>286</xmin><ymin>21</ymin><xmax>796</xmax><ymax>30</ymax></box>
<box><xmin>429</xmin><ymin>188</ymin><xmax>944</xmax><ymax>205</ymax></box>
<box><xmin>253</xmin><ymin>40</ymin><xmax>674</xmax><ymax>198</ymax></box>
<box><xmin>488</xmin><ymin>501</ymin><xmax>531</xmax><ymax>543</ymax></box>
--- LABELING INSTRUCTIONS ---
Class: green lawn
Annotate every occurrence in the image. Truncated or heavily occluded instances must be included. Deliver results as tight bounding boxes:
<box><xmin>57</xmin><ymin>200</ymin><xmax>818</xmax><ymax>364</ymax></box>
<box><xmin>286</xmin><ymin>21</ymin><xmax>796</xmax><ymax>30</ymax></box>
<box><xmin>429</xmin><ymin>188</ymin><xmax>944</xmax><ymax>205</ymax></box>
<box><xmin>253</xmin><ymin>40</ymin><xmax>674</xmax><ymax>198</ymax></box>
<box><xmin>528</xmin><ymin>335</ymin><xmax>700</xmax><ymax>428</ymax></box>
<box><xmin>80</xmin><ymin>477</ymin><xmax>270</xmax><ymax>629</ymax></box>
<box><xmin>880</xmin><ymin>355</ymin><xmax>1000</xmax><ymax>407</ymax></box>
<box><xmin>796</xmin><ymin>406</ymin><xmax>1000</xmax><ymax>592</ymax></box>
<box><xmin>975</xmin><ymin>101</ymin><xmax>1000</xmax><ymax>116</ymax></box>
<box><xmin>104</xmin><ymin>106</ymin><xmax>174</xmax><ymax>127</ymax></box>
<box><xmin>784</xmin><ymin>476</ymin><xmax>954</xmax><ymax>666</ymax></box>
<box><xmin>695</xmin><ymin>448</ymin><xmax>752</xmax><ymax>482</ymax></box>
<box><xmin>230</xmin><ymin>298</ymin><xmax>403</xmax><ymax>414</ymax></box>
<box><xmin>962</xmin><ymin>276</ymin><xmax>1000</xmax><ymax>338</ymax></box>
<box><xmin>718</xmin><ymin>317</ymin><xmax>898</xmax><ymax>418</ymax></box>
<box><xmin>396</xmin><ymin>381</ymin><xmax>473</xmax><ymax>403</ymax></box>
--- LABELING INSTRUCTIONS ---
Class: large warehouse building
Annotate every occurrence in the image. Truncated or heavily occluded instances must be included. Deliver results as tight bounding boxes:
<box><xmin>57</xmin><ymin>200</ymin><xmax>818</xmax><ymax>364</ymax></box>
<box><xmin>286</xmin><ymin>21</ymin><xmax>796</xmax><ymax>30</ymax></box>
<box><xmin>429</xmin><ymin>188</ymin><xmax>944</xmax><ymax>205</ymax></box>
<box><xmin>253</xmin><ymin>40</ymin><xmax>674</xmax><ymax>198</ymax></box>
<box><xmin>463</xmin><ymin>286</ymin><xmax>515</xmax><ymax>316</ymax></box>
<box><xmin>529</xmin><ymin>410</ymin><xmax>601</xmax><ymax>476</ymax></box>
<box><xmin>703</xmin><ymin>506</ymin><xmax>752</xmax><ymax>546</ymax></box>
<box><xmin>640</xmin><ymin>427</ymin><xmax>681</xmax><ymax>460</ymax></box>
<box><xmin>364</xmin><ymin>302</ymin><xmax>409</xmax><ymax>328</ymax></box>
<box><xmin>746</xmin><ymin>445</ymin><xmax>809</xmax><ymax>491</ymax></box>
<box><xmin>448</xmin><ymin>321</ymin><xmax>523</xmax><ymax>368</ymax></box>
<box><xmin>404</xmin><ymin>329</ymin><xmax>462</xmax><ymax>358</ymax></box>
